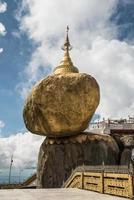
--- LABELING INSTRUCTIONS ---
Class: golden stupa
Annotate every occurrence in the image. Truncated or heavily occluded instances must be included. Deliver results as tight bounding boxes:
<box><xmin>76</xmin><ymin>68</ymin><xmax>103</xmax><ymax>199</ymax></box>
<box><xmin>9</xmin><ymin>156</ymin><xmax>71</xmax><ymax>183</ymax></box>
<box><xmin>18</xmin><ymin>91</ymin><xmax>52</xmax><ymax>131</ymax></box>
<box><xmin>54</xmin><ymin>26</ymin><xmax>79</xmax><ymax>74</ymax></box>
<box><xmin>23</xmin><ymin>27</ymin><xmax>100</xmax><ymax>137</ymax></box>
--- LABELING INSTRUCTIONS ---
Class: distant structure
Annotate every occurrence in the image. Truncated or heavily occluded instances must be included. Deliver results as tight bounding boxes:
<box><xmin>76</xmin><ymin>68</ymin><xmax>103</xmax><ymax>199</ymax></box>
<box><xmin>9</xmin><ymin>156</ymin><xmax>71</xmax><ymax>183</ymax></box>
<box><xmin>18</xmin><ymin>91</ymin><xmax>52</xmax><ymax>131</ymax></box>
<box><xmin>88</xmin><ymin>117</ymin><xmax>134</xmax><ymax>166</ymax></box>
<box><xmin>0</xmin><ymin>173</ymin><xmax>36</xmax><ymax>189</ymax></box>
<box><xmin>88</xmin><ymin>116</ymin><xmax>134</xmax><ymax>135</ymax></box>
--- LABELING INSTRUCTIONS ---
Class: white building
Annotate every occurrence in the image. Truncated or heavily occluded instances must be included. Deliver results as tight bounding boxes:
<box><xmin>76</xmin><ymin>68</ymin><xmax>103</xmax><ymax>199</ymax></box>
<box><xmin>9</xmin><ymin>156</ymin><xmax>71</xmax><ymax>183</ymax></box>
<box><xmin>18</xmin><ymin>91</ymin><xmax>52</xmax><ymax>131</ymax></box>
<box><xmin>88</xmin><ymin>117</ymin><xmax>134</xmax><ymax>135</ymax></box>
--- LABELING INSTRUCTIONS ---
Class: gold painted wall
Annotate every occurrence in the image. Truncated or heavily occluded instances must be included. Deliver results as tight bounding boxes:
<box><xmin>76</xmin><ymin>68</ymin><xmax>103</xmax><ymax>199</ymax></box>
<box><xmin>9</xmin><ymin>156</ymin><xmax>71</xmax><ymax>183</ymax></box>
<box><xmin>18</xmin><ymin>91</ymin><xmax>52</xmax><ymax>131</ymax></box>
<box><xmin>65</xmin><ymin>166</ymin><xmax>134</xmax><ymax>198</ymax></box>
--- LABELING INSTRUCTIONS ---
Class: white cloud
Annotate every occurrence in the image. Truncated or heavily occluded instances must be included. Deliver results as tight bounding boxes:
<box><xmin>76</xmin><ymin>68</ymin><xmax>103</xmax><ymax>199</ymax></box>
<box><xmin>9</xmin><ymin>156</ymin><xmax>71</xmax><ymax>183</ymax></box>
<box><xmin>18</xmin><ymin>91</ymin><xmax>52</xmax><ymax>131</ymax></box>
<box><xmin>0</xmin><ymin>48</ymin><xmax>3</xmax><ymax>53</ymax></box>
<box><xmin>0</xmin><ymin>1</ymin><xmax>7</xmax><ymax>53</ymax></box>
<box><xmin>12</xmin><ymin>30</ymin><xmax>21</xmax><ymax>38</ymax></box>
<box><xmin>0</xmin><ymin>22</ymin><xmax>6</xmax><ymax>36</ymax></box>
<box><xmin>73</xmin><ymin>37</ymin><xmax>134</xmax><ymax>119</ymax></box>
<box><xmin>17</xmin><ymin>0</ymin><xmax>118</xmax><ymax>96</ymax></box>
<box><xmin>0</xmin><ymin>120</ymin><xmax>5</xmax><ymax>133</ymax></box>
<box><xmin>17</xmin><ymin>0</ymin><xmax>134</xmax><ymax>119</ymax></box>
<box><xmin>0</xmin><ymin>1</ymin><xmax>7</xmax><ymax>13</ymax></box>
<box><xmin>0</xmin><ymin>132</ymin><xmax>44</xmax><ymax>169</ymax></box>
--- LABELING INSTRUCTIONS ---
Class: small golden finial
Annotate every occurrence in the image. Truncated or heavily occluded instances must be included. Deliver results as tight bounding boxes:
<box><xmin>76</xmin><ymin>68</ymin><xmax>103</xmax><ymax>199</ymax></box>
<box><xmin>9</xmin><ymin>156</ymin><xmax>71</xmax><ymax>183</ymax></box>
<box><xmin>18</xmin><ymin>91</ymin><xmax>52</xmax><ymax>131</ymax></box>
<box><xmin>53</xmin><ymin>26</ymin><xmax>79</xmax><ymax>74</ymax></box>
<box><xmin>61</xmin><ymin>26</ymin><xmax>72</xmax><ymax>51</ymax></box>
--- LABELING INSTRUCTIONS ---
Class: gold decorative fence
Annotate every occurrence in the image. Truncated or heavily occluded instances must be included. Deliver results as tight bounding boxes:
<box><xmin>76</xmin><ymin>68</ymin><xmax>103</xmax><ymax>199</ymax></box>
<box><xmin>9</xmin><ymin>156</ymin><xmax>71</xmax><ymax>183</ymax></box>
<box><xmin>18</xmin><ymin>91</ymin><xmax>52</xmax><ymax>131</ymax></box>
<box><xmin>64</xmin><ymin>165</ymin><xmax>134</xmax><ymax>198</ymax></box>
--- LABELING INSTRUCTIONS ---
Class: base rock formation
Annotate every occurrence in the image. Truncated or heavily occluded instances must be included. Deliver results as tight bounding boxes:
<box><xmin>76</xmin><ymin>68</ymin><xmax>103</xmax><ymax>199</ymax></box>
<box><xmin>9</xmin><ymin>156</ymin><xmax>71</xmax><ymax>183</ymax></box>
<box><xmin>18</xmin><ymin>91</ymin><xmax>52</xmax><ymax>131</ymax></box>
<box><xmin>37</xmin><ymin>132</ymin><xmax>119</xmax><ymax>188</ymax></box>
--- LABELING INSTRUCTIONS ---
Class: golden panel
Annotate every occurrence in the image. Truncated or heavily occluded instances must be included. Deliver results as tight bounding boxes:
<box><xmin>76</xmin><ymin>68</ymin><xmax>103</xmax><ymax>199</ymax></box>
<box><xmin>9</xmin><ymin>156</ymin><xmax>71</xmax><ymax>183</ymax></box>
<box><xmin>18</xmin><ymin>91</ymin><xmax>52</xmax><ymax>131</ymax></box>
<box><xmin>104</xmin><ymin>173</ymin><xmax>131</xmax><ymax>198</ymax></box>
<box><xmin>84</xmin><ymin>172</ymin><xmax>101</xmax><ymax>177</ymax></box>
<box><xmin>104</xmin><ymin>173</ymin><xmax>129</xmax><ymax>178</ymax></box>
<box><xmin>83</xmin><ymin>172</ymin><xmax>102</xmax><ymax>193</ymax></box>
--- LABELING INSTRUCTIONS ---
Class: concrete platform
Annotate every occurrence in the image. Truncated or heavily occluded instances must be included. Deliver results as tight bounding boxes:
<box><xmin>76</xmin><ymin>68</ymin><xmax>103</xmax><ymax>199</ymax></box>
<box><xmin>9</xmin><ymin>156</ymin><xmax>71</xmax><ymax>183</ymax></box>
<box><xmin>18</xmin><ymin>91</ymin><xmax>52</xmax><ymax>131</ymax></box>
<box><xmin>0</xmin><ymin>188</ymin><xmax>129</xmax><ymax>200</ymax></box>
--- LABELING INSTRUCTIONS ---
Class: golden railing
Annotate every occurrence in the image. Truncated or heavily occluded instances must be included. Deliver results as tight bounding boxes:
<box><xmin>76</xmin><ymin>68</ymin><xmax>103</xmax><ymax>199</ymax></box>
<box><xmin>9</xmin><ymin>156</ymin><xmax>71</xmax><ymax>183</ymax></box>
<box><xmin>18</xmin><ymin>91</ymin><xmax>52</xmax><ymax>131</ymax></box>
<box><xmin>64</xmin><ymin>165</ymin><xmax>134</xmax><ymax>198</ymax></box>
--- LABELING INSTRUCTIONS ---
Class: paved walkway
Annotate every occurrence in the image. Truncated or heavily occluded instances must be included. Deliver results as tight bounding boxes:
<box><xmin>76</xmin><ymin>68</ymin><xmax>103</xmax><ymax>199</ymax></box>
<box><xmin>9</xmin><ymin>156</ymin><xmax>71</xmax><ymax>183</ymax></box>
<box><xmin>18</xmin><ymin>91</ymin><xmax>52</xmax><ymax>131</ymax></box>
<box><xmin>0</xmin><ymin>188</ymin><xmax>129</xmax><ymax>200</ymax></box>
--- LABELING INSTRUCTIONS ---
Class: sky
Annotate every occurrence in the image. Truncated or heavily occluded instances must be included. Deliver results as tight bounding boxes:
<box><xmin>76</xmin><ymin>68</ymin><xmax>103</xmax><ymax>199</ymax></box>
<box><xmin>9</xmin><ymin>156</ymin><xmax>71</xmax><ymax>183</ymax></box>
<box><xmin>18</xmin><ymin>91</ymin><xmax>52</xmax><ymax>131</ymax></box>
<box><xmin>0</xmin><ymin>0</ymin><xmax>134</xmax><ymax>169</ymax></box>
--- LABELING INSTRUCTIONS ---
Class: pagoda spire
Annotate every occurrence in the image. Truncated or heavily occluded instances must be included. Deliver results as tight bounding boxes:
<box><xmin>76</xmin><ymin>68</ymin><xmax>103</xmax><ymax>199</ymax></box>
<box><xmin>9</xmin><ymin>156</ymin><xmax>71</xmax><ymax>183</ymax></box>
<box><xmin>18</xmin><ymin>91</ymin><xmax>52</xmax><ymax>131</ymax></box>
<box><xmin>53</xmin><ymin>26</ymin><xmax>79</xmax><ymax>74</ymax></box>
<box><xmin>61</xmin><ymin>26</ymin><xmax>72</xmax><ymax>52</ymax></box>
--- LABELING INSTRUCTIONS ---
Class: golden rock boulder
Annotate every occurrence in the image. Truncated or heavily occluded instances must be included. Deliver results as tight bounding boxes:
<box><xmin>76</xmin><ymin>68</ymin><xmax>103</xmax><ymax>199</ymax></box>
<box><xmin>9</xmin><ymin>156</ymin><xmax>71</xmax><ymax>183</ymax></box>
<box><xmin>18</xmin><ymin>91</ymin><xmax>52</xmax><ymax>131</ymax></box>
<box><xmin>23</xmin><ymin>73</ymin><xmax>100</xmax><ymax>137</ymax></box>
<box><xmin>23</xmin><ymin>27</ymin><xmax>100</xmax><ymax>137</ymax></box>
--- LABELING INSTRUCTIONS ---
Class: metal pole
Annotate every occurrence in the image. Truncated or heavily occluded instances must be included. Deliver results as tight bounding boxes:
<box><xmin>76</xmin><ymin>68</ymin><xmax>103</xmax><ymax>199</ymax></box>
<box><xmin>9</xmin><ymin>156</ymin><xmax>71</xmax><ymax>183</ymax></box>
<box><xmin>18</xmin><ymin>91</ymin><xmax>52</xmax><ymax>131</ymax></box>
<box><xmin>9</xmin><ymin>154</ymin><xmax>13</xmax><ymax>184</ymax></box>
<box><xmin>19</xmin><ymin>169</ymin><xmax>21</xmax><ymax>183</ymax></box>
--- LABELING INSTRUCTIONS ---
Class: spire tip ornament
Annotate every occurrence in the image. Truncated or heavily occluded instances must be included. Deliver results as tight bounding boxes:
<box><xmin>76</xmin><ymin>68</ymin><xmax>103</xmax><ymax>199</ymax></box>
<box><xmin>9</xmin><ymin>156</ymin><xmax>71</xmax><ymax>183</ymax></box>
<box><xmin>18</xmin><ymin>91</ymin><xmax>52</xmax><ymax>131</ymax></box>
<box><xmin>61</xmin><ymin>26</ymin><xmax>72</xmax><ymax>51</ymax></box>
<box><xmin>53</xmin><ymin>26</ymin><xmax>79</xmax><ymax>74</ymax></box>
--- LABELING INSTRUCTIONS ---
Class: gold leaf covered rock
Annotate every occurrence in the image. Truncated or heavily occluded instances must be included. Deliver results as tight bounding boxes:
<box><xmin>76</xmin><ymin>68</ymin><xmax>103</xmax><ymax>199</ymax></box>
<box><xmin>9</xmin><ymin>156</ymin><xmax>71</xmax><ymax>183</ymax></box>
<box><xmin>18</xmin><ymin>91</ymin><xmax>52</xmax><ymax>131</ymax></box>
<box><xmin>23</xmin><ymin>73</ymin><xmax>100</xmax><ymax>137</ymax></box>
<box><xmin>23</xmin><ymin>27</ymin><xmax>100</xmax><ymax>137</ymax></box>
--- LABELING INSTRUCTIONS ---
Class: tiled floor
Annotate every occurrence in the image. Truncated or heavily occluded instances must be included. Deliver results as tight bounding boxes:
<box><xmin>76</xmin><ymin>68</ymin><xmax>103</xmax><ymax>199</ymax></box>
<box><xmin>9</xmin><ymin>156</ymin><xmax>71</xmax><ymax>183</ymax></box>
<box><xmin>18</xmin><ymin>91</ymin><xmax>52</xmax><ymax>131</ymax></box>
<box><xmin>0</xmin><ymin>188</ymin><xmax>129</xmax><ymax>200</ymax></box>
